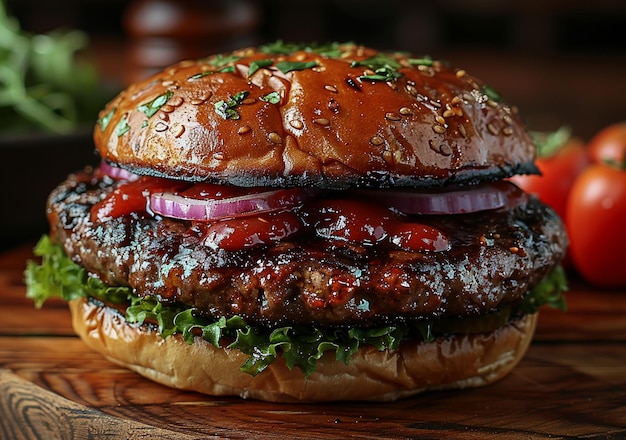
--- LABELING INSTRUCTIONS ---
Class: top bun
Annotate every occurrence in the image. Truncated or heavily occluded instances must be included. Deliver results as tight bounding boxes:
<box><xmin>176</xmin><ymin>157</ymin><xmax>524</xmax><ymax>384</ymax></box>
<box><xmin>94</xmin><ymin>42</ymin><xmax>537</xmax><ymax>189</ymax></box>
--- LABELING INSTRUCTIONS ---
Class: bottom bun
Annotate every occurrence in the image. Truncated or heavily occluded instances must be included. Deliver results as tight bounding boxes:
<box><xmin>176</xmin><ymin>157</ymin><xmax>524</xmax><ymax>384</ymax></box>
<box><xmin>69</xmin><ymin>298</ymin><xmax>538</xmax><ymax>403</ymax></box>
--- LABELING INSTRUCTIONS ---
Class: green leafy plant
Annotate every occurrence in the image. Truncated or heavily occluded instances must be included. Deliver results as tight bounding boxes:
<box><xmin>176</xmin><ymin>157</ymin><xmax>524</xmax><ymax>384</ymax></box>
<box><xmin>0</xmin><ymin>3</ymin><xmax>108</xmax><ymax>134</ymax></box>
<box><xmin>25</xmin><ymin>236</ymin><xmax>567</xmax><ymax>377</ymax></box>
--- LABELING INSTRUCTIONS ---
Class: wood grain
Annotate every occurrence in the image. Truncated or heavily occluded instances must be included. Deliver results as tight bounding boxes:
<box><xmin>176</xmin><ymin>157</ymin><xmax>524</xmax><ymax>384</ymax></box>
<box><xmin>2</xmin><ymin>243</ymin><xmax>626</xmax><ymax>439</ymax></box>
<box><xmin>0</xmin><ymin>368</ymin><xmax>201</xmax><ymax>440</ymax></box>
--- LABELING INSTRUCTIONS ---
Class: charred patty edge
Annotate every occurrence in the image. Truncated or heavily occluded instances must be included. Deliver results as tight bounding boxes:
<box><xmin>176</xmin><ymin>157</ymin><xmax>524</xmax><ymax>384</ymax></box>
<box><xmin>47</xmin><ymin>171</ymin><xmax>568</xmax><ymax>326</ymax></box>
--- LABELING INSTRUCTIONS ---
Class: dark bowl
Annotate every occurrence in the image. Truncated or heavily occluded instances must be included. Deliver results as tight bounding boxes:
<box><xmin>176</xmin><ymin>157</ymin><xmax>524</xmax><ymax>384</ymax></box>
<box><xmin>1</xmin><ymin>129</ymin><xmax>99</xmax><ymax>251</ymax></box>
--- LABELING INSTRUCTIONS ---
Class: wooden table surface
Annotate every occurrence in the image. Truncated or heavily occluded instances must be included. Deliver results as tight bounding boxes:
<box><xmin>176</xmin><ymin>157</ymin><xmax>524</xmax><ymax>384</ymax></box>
<box><xmin>1</xmin><ymin>242</ymin><xmax>626</xmax><ymax>439</ymax></box>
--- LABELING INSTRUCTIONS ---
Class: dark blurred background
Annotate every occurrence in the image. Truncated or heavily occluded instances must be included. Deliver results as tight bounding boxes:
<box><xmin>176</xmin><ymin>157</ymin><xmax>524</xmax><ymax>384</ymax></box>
<box><xmin>2</xmin><ymin>0</ymin><xmax>626</xmax><ymax>249</ymax></box>
<box><xmin>5</xmin><ymin>0</ymin><xmax>626</xmax><ymax>137</ymax></box>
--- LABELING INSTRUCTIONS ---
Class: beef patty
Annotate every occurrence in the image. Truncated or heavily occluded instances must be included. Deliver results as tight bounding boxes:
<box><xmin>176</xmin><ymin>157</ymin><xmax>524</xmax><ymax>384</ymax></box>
<box><xmin>47</xmin><ymin>170</ymin><xmax>568</xmax><ymax>327</ymax></box>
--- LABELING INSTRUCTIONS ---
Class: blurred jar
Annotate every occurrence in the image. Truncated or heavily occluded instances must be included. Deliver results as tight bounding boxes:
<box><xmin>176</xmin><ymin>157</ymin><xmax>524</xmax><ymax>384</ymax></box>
<box><xmin>123</xmin><ymin>0</ymin><xmax>260</xmax><ymax>84</ymax></box>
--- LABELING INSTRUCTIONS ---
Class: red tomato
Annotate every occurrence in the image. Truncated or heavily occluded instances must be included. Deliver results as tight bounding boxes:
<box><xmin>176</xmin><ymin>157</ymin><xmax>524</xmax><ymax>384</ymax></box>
<box><xmin>510</xmin><ymin>131</ymin><xmax>589</xmax><ymax>268</ymax></box>
<box><xmin>566</xmin><ymin>163</ymin><xmax>626</xmax><ymax>288</ymax></box>
<box><xmin>511</xmin><ymin>136</ymin><xmax>589</xmax><ymax>219</ymax></box>
<box><xmin>587</xmin><ymin>122</ymin><xmax>626</xmax><ymax>165</ymax></box>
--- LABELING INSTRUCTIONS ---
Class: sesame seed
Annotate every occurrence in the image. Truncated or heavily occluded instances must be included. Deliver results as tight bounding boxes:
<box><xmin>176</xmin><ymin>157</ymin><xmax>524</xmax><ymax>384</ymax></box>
<box><xmin>213</xmin><ymin>152</ymin><xmax>224</xmax><ymax>160</ymax></box>
<box><xmin>242</xmin><ymin>98</ymin><xmax>256</xmax><ymax>105</ymax></box>
<box><xmin>161</xmin><ymin>80</ymin><xmax>175</xmax><ymax>87</ymax></box>
<box><xmin>443</xmin><ymin>109</ymin><xmax>455</xmax><ymax>118</ymax></box>
<box><xmin>399</xmin><ymin>107</ymin><xmax>413</xmax><ymax>116</ymax></box>
<box><xmin>432</xmin><ymin>124</ymin><xmax>446</xmax><ymax>134</ymax></box>
<box><xmin>509</xmin><ymin>246</ymin><xmax>519</xmax><ymax>254</ymax></box>
<box><xmin>503</xmin><ymin>115</ymin><xmax>513</xmax><ymax>124</ymax></box>
<box><xmin>160</xmin><ymin>105</ymin><xmax>175</xmax><ymax>113</ymax></box>
<box><xmin>435</xmin><ymin>115</ymin><xmax>446</xmax><ymax>125</ymax></box>
<box><xmin>313</xmin><ymin>118</ymin><xmax>330</xmax><ymax>126</ymax></box>
<box><xmin>370</xmin><ymin>135</ymin><xmax>384</xmax><ymax>146</ymax></box>
<box><xmin>451</xmin><ymin>96</ymin><xmax>462</xmax><ymax>105</ymax></box>
<box><xmin>191</xmin><ymin>92</ymin><xmax>211</xmax><ymax>105</ymax></box>
<box><xmin>289</xmin><ymin>120</ymin><xmax>304</xmax><ymax>129</ymax></box>
<box><xmin>429</xmin><ymin>100</ymin><xmax>442</xmax><ymax>108</ymax></box>
<box><xmin>382</xmin><ymin>150</ymin><xmax>394</xmax><ymax>164</ymax></box>
<box><xmin>456</xmin><ymin>69</ymin><xmax>466</xmax><ymax>78</ymax></box>
<box><xmin>428</xmin><ymin>139</ymin><xmax>439</xmax><ymax>153</ymax></box>
<box><xmin>487</xmin><ymin>123</ymin><xmax>500</xmax><ymax>135</ymax></box>
<box><xmin>385</xmin><ymin>113</ymin><xmax>401</xmax><ymax>121</ymax></box>
<box><xmin>502</xmin><ymin>127</ymin><xmax>513</xmax><ymax>136</ymax></box>
<box><xmin>158</xmin><ymin>112</ymin><xmax>169</xmax><ymax>122</ymax></box>
<box><xmin>238</xmin><ymin>125</ymin><xmax>251</xmax><ymax>135</ymax></box>
<box><xmin>154</xmin><ymin>121</ymin><xmax>168</xmax><ymax>132</ymax></box>
<box><xmin>268</xmin><ymin>132</ymin><xmax>282</xmax><ymax>143</ymax></box>
<box><xmin>458</xmin><ymin>124</ymin><xmax>467</xmax><ymax>138</ymax></box>
<box><xmin>405</xmin><ymin>84</ymin><xmax>418</xmax><ymax>97</ymax></box>
<box><xmin>439</xmin><ymin>143</ymin><xmax>452</xmax><ymax>156</ymax></box>
<box><xmin>169</xmin><ymin>96</ymin><xmax>183</xmax><ymax>107</ymax></box>
<box><xmin>170</xmin><ymin>124</ymin><xmax>185</xmax><ymax>138</ymax></box>
<box><xmin>428</xmin><ymin>140</ymin><xmax>452</xmax><ymax>156</ymax></box>
<box><xmin>418</xmin><ymin>66</ymin><xmax>434</xmax><ymax>77</ymax></box>
<box><xmin>324</xmin><ymin>85</ymin><xmax>338</xmax><ymax>93</ymax></box>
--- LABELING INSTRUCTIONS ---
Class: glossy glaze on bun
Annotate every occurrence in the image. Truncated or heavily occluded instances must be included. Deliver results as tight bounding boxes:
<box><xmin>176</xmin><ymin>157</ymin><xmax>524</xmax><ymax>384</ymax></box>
<box><xmin>35</xmin><ymin>42</ymin><xmax>564</xmax><ymax>404</ymax></box>
<box><xmin>94</xmin><ymin>43</ymin><xmax>537</xmax><ymax>188</ymax></box>
<box><xmin>70</xmin><ymin>298</ymin><xmax>538</xmax><ymax>403</ymax></box>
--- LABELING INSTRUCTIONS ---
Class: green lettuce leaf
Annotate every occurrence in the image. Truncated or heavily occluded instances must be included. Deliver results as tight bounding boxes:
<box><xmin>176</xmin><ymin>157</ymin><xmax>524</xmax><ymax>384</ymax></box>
<box><xmin>24</xmin><ymin>236</ymin><xmax>567</xmax><ymax>377</ymax></box>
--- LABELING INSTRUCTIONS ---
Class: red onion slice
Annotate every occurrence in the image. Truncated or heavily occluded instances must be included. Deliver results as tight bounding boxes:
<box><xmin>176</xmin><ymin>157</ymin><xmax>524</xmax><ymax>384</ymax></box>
<box><xmin>99</xmin><ymin>161</ymin><xmax>140</xmax><ymax>181</ymax></box>
<box><xmin>150</xmin><ymin>188</ymin><xmax>310</xmax><ymax>221</ymax></box>
<box><xmin>353</xmin><ymin>181</ymin><xmax>527</xmax><ymax>215</ymax></box>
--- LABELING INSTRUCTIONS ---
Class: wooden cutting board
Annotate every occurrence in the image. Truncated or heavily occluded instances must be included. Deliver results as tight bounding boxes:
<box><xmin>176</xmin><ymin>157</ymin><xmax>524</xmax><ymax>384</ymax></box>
<box><xmin>2</xmin><ymin>244</ymin><xmax>626</xmax><ymax>439</ymax></box>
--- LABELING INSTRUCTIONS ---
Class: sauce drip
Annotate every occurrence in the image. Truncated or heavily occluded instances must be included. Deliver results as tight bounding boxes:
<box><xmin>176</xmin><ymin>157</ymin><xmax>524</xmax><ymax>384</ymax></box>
<box><xmin>90</xmin><ymin>175</ymin><xmax>455</xmax><ymax>252</ymax></box>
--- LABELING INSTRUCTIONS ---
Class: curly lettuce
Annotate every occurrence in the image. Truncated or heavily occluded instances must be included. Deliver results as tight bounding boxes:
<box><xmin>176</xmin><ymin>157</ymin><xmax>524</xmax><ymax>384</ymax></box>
<box><xmin>24</xmin><ymin>235</ymin><xmax>567</xmax><ymax>377</ymax></box>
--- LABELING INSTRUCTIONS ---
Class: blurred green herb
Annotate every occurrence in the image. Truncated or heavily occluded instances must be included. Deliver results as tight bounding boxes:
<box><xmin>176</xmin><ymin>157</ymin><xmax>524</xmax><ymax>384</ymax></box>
<box><xmin>275</xmin><ymin>61</ymin><xmax>318</xmax><ymax>74</ymax></box>
<box><xmin>351</xmin><ymin>53</ymin><xmax>403</xmax><ymax>82</ymax></box>
<box><xmin>214</xmin><ymin>91</ymin><xmax>249</xmax><ymax>120</ymax></box>
<box><xmin>247</xmin><ymin>58</ymin><xmax>273</xmax><ymax>77</ymax></box>
<box><xmin>138</xmin><ymin>91</ymin><xmax>174</xmax><ymax>118</ymax></box>
<box><xmin>0</xmin><ymin>3</ymin><xmax>107</xmax><ymax>134</ymax></box>
<box><xmin>260</xmin><ymin>91</ymin><xmax>280</xmax><ymax>104</ymax></box>
<box><xmin>26</xmin><ymin>237</ymin><xmax>567</xmax><ymax>378</ymax></box>
<box><xmin>530</xmin><ymin>126</ymin><xmax>572</xmax><ymax>158</ymax></box>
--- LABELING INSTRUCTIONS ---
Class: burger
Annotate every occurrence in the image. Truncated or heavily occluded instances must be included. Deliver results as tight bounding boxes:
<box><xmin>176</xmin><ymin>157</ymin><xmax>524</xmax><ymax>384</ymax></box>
<box><xmin>25</xmin><ymin>41</ymin><xmax>568</xmax><ymax>403</ymax></box>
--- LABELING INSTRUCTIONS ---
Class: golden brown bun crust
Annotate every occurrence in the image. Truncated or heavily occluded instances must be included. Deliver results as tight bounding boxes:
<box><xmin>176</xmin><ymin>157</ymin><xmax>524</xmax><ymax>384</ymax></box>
<box><xmin>70</xmin><ymin>298</ymin><xmax>538</xmax><ymax>403</ymax></box>
<box><xmin>94</xmin><ymin>44</ymin><xmax>536</xmax><ymax>188</ymax></box>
